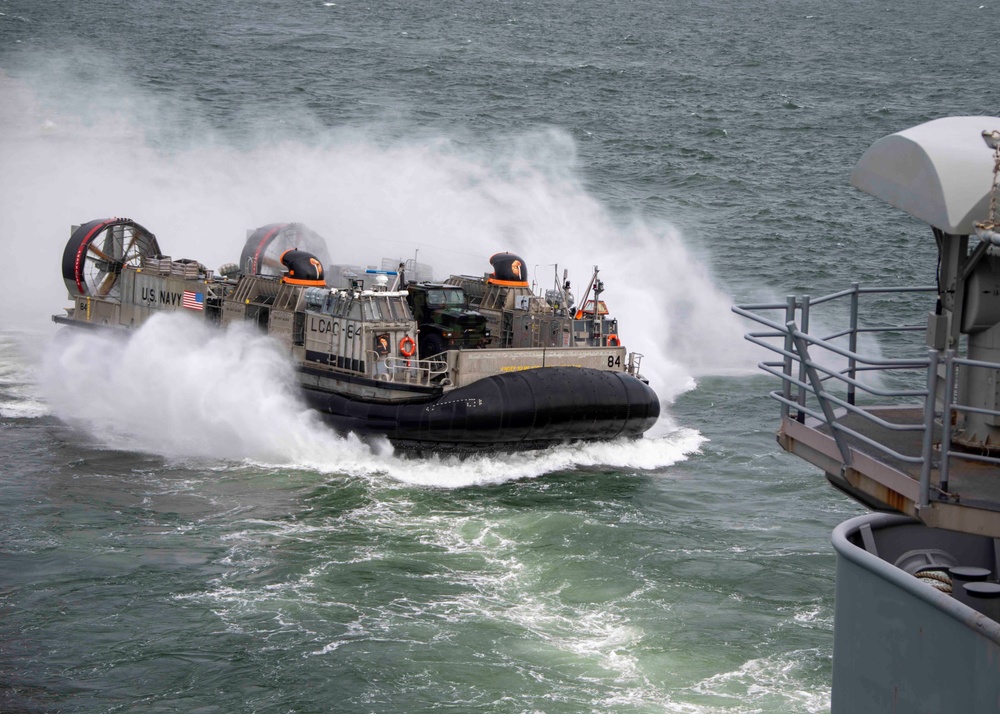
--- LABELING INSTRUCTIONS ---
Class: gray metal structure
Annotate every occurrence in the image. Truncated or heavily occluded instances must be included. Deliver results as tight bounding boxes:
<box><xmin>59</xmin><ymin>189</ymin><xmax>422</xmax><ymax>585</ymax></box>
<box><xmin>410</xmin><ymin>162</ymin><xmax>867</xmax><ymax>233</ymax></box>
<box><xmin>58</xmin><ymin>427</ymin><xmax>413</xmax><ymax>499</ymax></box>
<box><xmin>735</xmin><ymin>116</ymin><xmax>1000</xmax><ymax>712</ymax></box>
<box><xmin>831</xmin><ymin>514</ymin><xmax>1000</xmax><ymax>713</ymax></box>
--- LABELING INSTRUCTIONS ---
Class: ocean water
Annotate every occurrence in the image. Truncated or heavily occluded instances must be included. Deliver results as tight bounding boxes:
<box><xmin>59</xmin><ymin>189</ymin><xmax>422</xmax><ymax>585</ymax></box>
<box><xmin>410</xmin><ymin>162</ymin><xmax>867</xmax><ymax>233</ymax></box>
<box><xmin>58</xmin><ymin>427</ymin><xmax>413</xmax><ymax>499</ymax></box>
<box><xmin>1</xmin><ymin>0</ymin><xmax>997</xmax><ymax>711</ymax></box>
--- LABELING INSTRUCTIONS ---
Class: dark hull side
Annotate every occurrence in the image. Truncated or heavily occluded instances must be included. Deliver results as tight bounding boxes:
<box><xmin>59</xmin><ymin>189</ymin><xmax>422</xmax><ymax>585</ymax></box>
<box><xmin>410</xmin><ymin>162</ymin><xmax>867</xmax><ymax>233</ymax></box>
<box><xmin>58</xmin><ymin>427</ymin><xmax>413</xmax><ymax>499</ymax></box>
<box><xmin>301</xmin><ymin>367</ymin><xmax>660</xmax><ymax>452</ymax></box>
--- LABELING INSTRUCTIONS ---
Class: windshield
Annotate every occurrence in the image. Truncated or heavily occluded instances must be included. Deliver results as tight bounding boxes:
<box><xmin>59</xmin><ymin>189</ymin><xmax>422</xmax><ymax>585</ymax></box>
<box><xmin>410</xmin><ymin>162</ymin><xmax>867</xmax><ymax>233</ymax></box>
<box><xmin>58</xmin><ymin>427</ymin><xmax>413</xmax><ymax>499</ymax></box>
<box><xmin>427</xmin><ymin>288</ymin><xmax>464</xmax><ymax>308</ymax></box>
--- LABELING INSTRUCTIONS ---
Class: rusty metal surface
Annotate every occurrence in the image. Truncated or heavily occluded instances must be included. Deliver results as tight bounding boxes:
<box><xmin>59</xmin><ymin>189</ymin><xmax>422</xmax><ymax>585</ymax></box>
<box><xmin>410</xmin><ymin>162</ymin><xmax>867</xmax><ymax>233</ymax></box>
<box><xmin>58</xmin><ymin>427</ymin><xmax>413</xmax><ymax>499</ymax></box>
<box><xmin>780</xmin><ymin>407</ymin><xmax>1000</xmax><ymax>537</ymax></box>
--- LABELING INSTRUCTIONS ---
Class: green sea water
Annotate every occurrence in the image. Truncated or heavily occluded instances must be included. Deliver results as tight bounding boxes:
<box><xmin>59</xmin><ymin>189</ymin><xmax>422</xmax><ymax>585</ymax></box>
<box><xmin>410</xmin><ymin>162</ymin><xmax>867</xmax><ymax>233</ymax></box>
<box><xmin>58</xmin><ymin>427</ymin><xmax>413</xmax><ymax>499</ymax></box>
<box><xmin>1</xmin><ymin>0</ymin><xmax>997</xmax><ymax>710</ymax></box>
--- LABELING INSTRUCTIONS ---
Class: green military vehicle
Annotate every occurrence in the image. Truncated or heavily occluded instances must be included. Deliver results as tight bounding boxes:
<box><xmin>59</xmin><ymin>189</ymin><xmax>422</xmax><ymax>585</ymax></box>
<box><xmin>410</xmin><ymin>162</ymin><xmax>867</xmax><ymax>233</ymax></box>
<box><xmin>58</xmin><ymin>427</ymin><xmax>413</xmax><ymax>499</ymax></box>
<box><xmin>404</xmin><ymin>282</ymin><xmax>490</xmax><ymax>358</ymax></box>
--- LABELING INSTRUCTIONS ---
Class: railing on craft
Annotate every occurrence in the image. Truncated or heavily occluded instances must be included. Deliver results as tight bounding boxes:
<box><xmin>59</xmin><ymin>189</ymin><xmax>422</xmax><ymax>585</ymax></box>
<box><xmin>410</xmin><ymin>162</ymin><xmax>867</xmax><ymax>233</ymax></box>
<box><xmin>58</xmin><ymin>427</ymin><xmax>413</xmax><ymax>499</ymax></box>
<box><xmin>733</xmin><ymin>282</ymin><xmax>1000</xmax><ymax>511</ymax></box>
<box><xmin>369</xmin><ymin>352</ymin><xmax>449</xmax><ymax>385</ymax></box>
<box><xmin>627</xmin><ymin>352</ymin><xmax>644</xmax><ymax>379</ymax></box>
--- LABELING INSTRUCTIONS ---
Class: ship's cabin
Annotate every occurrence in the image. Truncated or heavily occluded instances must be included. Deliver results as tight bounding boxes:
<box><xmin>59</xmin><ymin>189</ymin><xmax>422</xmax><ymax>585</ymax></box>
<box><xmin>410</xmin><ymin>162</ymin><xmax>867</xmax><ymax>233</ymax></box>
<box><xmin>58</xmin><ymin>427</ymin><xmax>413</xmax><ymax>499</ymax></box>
<box><xmin>301</xmin><ymin>287</ymin><xmax>418</xmax><ymax>373</ymax></box>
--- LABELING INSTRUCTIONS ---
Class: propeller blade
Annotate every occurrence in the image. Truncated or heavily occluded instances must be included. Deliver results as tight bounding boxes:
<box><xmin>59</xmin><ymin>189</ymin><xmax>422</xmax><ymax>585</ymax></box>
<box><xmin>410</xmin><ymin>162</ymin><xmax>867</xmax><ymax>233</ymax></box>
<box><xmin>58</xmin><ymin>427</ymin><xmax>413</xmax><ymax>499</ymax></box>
<box><xmin>87</xmin><ymin>242</ymin><xmax>114</xmax><ymax>263</ymax></box>
<box><xmin>96</xmin><ymin>270</ymin><xmax>117</xmax><ymax>296</ymax></box>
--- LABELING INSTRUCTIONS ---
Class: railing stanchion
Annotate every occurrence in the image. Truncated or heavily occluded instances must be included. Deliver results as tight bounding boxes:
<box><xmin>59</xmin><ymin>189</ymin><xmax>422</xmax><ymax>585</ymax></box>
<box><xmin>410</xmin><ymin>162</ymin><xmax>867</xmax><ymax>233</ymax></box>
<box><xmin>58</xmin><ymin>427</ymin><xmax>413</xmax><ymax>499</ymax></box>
<box><xmin>782</xmin><ymin>295</ymin><xmax>796</xmax><ymax>422</ymax></box>
<box><xmin>940</xmin><ymin>349</ymin><xmax>957</xmax><ymax>495</ymax></box>
<box><xmin>918</xmin><ymin>349</ymin><xmax>940</xmax><ymax>509</ymax></box>
<box><xmin>789</xmin><ymin>321</ymin><xmax>853</xmax><ymax>466</ymax></box>
<box><xmin>796</xmin><ymin>295</ymin><xmax>811</xmax><ymax>423</ymax></box>
<box><xmin>848</xmin><ymin>282</ymin><xmax>860</xmax><ymax>406</ymax></box>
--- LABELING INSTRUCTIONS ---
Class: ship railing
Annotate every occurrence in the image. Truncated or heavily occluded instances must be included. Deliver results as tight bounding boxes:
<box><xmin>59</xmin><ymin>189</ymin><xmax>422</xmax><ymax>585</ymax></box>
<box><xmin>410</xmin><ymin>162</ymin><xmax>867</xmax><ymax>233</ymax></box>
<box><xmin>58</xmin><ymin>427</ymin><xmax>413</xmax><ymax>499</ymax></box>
<box><xmin>627</xmin><ymin>352</ymin><xmax>644</xmax><ymax>378</ymax></box>
<box><xmin>371</xmin><ymin>351</ymin><xmax>449</xmax><ymax>386</ymax></box>
<box><xmin>732</xmin><ymin>283</ymin><xmax>1000</xmax><ymax>520</ymax></box>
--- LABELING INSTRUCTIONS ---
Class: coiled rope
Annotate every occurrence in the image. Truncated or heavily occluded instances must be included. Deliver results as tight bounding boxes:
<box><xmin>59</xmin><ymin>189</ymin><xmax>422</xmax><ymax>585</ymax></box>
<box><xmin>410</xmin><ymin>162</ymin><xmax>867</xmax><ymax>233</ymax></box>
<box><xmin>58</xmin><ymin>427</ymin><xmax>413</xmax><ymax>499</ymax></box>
<box><xmin>915</xmin><ymin>569</ymin><xmax>953</xmax><ymax>593</ymax></box>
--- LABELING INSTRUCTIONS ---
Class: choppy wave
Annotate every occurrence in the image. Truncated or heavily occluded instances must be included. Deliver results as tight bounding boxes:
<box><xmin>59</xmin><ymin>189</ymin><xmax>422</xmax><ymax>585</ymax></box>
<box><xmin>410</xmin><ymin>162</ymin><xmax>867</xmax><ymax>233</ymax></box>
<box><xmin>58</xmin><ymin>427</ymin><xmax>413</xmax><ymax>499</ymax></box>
<box><xmin>0</xmin><ymin>332</ymin><xmax>49</xmax><ymax>418</ymax></box>
<box><xmin>162</xmin><ymin>454</ymin><xmax>830</xmax><ymax>714</ymax></box>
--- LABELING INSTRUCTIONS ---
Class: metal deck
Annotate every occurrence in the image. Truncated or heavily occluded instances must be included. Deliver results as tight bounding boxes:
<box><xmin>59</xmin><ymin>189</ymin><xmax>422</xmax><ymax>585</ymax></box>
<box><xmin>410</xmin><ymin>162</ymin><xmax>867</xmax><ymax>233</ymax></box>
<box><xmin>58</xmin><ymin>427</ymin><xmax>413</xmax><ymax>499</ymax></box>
<box><xmin>780</xmin><ymin>408</ymin><xmax>1000</xmax><ymax>537</ymax></box>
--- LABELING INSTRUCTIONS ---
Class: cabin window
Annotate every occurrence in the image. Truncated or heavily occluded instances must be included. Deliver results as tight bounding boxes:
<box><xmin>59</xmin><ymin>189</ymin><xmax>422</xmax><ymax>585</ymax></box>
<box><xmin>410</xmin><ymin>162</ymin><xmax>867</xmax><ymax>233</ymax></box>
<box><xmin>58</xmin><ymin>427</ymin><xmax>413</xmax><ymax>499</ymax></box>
<box><xmin>347</xmin><ymin>301</ymin><xmax>363</xmax><ymax>320</ymax></box>
<box><xmin>330</xmin><ymin>295</ymin><xmax>348</xmax><ymax>317</ymax></box>
<box><xmin>363</xmin><ymin>299</ymin><xmax>381</xmax><ymax>321</ymax></box>
<box><xmin>387</xmin><ymin>297</ymin><xmax>411</xmax><ymax>321</ymax></box>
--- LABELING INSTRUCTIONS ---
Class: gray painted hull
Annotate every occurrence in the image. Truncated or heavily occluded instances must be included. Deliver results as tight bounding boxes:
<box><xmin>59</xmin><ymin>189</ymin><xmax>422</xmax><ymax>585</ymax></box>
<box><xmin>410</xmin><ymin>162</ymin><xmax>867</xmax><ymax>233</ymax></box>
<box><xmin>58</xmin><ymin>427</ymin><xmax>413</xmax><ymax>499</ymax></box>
<box><xmin>831</xmin><ymin>514</ymin><xmax>1000</xmax><ymax>713</ymax></box>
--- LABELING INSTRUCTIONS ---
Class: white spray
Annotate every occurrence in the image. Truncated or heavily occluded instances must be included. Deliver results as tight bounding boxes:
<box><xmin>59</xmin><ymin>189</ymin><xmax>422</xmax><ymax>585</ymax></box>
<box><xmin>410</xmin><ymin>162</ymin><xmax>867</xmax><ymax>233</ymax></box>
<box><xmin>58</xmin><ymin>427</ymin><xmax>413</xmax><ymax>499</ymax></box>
<box><xmin>41</xmin><ymin>315</ymin><xmax>704</xmax><ymax>485</ymax></box>
<box><xmin>3</xmin><ymin>64</ymin><xmax>763</xmax><ymax>477</ymax></box>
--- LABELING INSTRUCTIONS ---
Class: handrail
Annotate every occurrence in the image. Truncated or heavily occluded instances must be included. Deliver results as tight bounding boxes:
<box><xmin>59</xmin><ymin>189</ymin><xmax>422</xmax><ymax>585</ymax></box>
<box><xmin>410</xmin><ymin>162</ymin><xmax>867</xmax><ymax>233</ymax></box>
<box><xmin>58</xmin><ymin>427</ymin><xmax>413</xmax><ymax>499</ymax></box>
<box><xmin>737</xmin><ymin>285</ymin><xmax>936</xmax><ymax>312</ymax></box>
<box><xmin>734</xmin><ymin>282</ymin><xmax>1000</xmax><ymax>513</ymax></box>
<box><xmin>372</xmin><ymin>352</ymin><xmax>450</xmax><ymax>386</ymax></box>
<box><xmin>734</xmin><ymin>309</ymin><xmax>929</xmax><ymax>368</ymax></box>
<box><xmin>627</xmin><ymin>351</ymin><xmax>644</xmax><ymax>378</ymax></box>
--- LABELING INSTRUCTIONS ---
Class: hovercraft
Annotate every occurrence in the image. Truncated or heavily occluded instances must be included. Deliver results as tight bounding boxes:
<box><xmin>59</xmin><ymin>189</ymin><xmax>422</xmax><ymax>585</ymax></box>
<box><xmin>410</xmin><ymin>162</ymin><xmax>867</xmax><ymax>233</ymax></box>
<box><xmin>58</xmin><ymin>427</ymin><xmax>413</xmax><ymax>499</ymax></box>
<box><xmin>54</xmin><ymin>218</ymin><xmax>660</xmax><ymax>451</ymax></box>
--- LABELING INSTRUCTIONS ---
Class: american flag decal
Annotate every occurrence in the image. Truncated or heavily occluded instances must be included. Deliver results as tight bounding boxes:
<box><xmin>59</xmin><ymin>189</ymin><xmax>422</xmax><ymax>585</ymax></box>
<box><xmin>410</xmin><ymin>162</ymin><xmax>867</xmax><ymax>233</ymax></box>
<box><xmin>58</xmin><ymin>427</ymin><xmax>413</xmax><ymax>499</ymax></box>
<box><xmin>182</xmin><ymin>290</ymin><xmax>204</xmax><ymax>311</ymax></box>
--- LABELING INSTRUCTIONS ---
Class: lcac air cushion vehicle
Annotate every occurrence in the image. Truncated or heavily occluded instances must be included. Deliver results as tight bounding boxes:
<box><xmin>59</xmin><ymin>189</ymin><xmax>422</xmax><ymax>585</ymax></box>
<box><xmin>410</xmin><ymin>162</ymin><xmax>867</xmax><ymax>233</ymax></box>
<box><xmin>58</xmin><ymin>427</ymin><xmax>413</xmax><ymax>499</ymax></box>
<box><xmin>55</xmin><ymin>220</ymin><xmax>660</xmax><ymax>452</ymax></box>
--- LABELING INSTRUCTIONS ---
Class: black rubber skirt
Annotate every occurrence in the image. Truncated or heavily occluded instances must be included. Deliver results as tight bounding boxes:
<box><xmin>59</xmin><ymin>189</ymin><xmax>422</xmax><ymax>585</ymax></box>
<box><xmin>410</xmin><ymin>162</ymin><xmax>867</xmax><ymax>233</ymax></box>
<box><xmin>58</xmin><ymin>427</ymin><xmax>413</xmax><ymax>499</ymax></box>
<box><xmin>301</xmin><ymin>367</ymin><xmax>660</xmax><ymax>452</ymax></box>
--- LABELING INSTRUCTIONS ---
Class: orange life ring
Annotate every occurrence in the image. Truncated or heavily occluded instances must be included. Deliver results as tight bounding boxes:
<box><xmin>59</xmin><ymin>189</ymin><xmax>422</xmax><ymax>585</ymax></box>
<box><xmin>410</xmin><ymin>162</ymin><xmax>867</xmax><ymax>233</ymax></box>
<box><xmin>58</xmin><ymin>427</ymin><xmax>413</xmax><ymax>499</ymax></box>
<box><xmin>607</xmin><ymin>334</ymin><xmax>620</xmax><ymax>347</ymax></box>
<box><xmin>399</xmin><ymin>335</ymin><xmax>416</xmax><ymax>357</ymax></box>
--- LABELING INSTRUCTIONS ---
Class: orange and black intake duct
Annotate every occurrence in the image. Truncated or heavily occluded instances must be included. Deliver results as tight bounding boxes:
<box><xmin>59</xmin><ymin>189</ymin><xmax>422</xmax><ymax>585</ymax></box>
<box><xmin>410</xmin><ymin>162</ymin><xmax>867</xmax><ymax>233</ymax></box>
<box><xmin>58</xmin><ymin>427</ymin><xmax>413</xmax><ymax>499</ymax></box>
<box><xmin>487</xmin><ymin>252</ymin><xmax>529</xmax><ymax>287</ymax></box>
<box><xmin>280</xmin><ymin>249</ymin><xmax>326</xmax><ymax>286</ymax></box>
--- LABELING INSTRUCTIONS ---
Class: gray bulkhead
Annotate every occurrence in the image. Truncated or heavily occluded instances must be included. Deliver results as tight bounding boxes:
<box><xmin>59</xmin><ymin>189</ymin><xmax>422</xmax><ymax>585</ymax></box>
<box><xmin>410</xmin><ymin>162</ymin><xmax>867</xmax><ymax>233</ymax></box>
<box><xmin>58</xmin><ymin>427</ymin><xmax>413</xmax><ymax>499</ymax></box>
<box><xmin>119</xmin><ymin>269</ymin><xmax>205</xmax><ymax>326</ymax></box>
<box><xmin>67</xmin><ymin>261</ymin><xmax>216</xmax><ymax>328</ymax></box>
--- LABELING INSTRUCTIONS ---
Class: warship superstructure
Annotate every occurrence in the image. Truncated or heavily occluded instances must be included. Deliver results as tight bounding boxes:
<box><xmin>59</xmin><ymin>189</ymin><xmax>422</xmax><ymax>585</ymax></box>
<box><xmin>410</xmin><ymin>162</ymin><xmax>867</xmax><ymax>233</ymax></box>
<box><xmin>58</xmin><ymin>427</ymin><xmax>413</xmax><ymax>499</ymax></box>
<box><xmin>55</xmin><ymin>221</ymin><xmax>659</xmax><ymax>451</ymax></box>
<box><xmin>736</xmin><ymin>116</ymin><xmax>1000</xmax><ymax>712</ymax></box>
